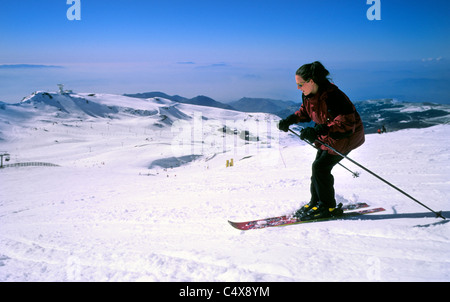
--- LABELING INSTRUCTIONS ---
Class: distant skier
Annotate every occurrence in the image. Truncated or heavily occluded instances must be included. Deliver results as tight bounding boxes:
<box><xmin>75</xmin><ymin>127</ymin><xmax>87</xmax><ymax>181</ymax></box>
<box><xmin>377</xmin><ymin>125</ymin><xmax>387</xmax><ymax>134</ymax></box>
<box><xmin>278</xmin><ymin>61</ymin><xmax>365</xmax><ymax>220</ymax></box>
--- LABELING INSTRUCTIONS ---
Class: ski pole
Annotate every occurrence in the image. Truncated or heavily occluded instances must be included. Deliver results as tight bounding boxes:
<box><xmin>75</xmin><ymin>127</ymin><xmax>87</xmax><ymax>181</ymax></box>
<box><xmin>288</xmin><ymin>129</ymin><xmax>360</xmax><ymax>178</ymax></box>
<box><xmin>289</xmin><ymin>128</ymin><xmax>445</xmax><ymax>219</ymax></box>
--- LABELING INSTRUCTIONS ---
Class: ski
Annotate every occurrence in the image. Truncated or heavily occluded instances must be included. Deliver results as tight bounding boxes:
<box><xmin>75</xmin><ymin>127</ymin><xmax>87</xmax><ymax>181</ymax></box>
<box><xmin>228</xmin><ymin>203</ymin><xmax>385</xmax><ymax>231</ymax></box>
<box><xmin>229</xmin><ymin>202</ymin><xmax>368</xmax><ymax>230</ymax></box>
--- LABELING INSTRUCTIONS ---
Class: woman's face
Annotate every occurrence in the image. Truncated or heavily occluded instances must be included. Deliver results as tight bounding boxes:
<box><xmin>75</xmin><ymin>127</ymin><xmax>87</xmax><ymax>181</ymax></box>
<box><xmin>295</xmin><ymin>75</ymin><xmax>318</xmax><ymax>96</ymax></box>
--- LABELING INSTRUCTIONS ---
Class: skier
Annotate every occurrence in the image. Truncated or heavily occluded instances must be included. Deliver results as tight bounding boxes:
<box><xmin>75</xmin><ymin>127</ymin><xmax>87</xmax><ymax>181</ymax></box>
<box><xmin>278</xmin><ymin>61</ymin><xmax>365</xmax><ymax>220</ymax></box>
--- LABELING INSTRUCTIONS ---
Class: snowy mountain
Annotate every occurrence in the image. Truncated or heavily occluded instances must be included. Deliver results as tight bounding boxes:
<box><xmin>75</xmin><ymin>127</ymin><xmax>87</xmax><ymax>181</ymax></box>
<box><xmin>123</xmin><ymin>91</ymin><xmax>187</xmax><ymax>103</ymax></box>
<box><xmin>125</xmin><ymin>92</ymin><xmax>450</xmax><ymax>134</ymax></box>
<box><xmin>228</xmin><ymin>97</ymin><xmax>297</xmax><ymax>114</ymax></box>
<box><xmin>125</xmin><ymin>91</ymin><xmax>236</xmax><ymax>110</ymax></box>
<box><xmin>354</xmin><ymin>99</ymin><xmax>450</xmax><ymax>133</ymax></box>
<box><xmin>0</xmin><ymin>91</ymin><xmax>449</xmax><ymax>281</ymax></box>
<box><xmin>0</xmin><ymin>91</ymin><xmax>277</xmax><ymax>168</ymax></box>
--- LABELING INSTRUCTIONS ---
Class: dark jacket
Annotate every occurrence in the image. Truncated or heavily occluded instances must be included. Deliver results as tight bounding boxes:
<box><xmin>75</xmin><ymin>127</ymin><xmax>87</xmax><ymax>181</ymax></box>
<box><xmin>294</xmin><ymin>83</ymin><xmax>365</xmax><ymax>155</ymax></box>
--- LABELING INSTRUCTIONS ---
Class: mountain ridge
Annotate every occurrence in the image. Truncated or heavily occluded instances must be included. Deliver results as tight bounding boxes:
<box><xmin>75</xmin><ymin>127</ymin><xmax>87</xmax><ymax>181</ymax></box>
<box><xmin>124</xmin><ymin>91</ymin><xmax>235</xmax><ymax>110</ymax></box>
<box><xmin>124</xmin><ymin>91</ymin><xmax>450</xmax><ymax>133</ymax></box>
<box><xmin>3</xmin><ymin>91</ymin><xmax>449</xmax><ymax>135</ymax></box>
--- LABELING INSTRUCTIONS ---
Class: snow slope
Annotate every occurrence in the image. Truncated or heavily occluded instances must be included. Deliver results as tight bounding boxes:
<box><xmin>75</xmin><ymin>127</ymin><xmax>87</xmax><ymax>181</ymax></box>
<box><xmin>0</xmin><ymin>92</ymin><xmax>449</xmax><ymax>281</ymax></box>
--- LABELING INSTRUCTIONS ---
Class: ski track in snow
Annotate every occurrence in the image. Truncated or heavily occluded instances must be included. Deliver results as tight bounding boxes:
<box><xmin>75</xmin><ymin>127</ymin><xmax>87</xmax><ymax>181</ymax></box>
<box><xmin>0</xmin><ymin>92</ymin><xmax>449</xmax><ymax>281</ymax></box>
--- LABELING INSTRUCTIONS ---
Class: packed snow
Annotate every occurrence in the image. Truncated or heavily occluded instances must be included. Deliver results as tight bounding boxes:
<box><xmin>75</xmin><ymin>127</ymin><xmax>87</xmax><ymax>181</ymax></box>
<box><xmin>0</xmin><ymin>92</ymin><xmax>449</xmax><ymax>281</ymax></box>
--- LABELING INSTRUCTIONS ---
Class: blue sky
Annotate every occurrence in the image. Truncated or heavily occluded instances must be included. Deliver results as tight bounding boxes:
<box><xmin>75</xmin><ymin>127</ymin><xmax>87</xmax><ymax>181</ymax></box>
<box><xmin>1</xmin><ymin>0</ymin><xmax>449</xmax><ymax>103</ymax></box>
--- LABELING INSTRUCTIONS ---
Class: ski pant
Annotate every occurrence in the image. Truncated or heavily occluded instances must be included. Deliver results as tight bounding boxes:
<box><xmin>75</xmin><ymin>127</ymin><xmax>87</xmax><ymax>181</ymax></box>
<box><xmin>310</xmin><ymin>149</ymin><xmax>346</xmax><ymax>208</ymax></box>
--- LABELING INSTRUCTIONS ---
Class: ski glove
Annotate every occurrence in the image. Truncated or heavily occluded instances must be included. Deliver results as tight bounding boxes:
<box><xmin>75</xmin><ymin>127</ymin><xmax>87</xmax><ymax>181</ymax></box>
<box><xmin>314</xmin><ymin>124</ymin><xmax>329</xmax><ymax>135</ymax></box>
<box><xmin>300</xmin><ymin>127</ymin><xmax>317</xmax><ymax>142</ymax></box>
<box><xmin>301</xmin><ymin>124</ymin><xmax>329</xmax><ymax>142</ymax></box>
<box><xmin>277</xmin><ymin>114</ymin><xmax>298</xmax><ymax>132</ymax></box>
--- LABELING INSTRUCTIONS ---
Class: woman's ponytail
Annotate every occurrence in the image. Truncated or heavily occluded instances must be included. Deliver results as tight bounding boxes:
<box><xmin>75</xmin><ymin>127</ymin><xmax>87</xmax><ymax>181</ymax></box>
<box><xmin>296</xmin><ymin>61</ymin><xmax>331</xmax><ymax>86</ymax></box>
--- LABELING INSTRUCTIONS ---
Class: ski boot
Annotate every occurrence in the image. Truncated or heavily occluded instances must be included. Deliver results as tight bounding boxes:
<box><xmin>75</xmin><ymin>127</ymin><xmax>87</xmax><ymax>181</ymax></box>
<box><xmin>297</xmin><ymin>203</ymin><xmax>344</xmax><ymax>221</ymax></box>
<box><xmin>293</xmin><ymin>201</ymin><xmax>318</xmax><ymax>219</ymax></box>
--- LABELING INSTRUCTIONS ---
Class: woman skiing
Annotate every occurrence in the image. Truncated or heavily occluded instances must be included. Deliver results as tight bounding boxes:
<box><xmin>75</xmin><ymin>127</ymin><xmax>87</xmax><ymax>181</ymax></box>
<box><xmin>278</xmin><ymin>61</ymin><xmax>365</xmax><ymax>220</ymax></box>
